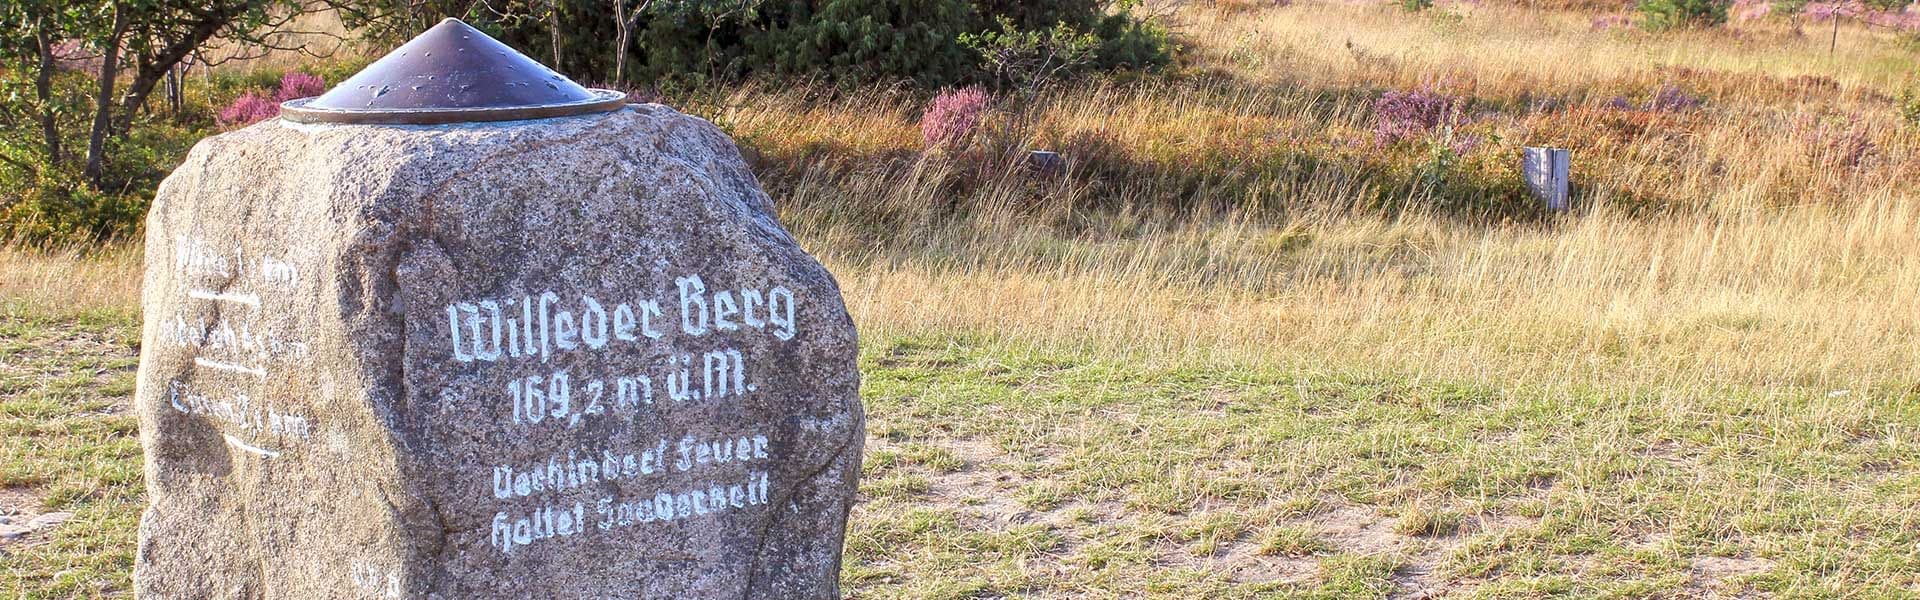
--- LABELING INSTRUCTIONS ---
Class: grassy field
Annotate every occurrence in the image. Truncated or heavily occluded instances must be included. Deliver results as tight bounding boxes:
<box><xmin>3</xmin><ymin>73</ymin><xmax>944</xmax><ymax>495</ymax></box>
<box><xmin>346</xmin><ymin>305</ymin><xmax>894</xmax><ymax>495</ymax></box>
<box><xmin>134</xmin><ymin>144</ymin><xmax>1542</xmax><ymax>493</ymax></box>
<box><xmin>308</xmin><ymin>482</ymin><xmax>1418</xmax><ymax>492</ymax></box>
<box><xmin>6</xmin><ymin>0</ymin><xmax>1920</xmax><ymax>598</ymax></box>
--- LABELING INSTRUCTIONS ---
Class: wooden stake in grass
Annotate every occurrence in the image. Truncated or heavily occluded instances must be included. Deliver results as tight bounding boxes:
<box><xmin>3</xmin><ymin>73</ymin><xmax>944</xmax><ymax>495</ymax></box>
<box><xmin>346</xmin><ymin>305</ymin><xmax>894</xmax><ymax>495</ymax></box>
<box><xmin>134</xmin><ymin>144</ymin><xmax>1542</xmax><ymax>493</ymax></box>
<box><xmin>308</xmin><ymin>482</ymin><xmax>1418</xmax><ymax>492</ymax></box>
<box><xmin>1523</xmin><ymin>146</ymin><xmax>1572</xmax><ymax>212</ymax></box>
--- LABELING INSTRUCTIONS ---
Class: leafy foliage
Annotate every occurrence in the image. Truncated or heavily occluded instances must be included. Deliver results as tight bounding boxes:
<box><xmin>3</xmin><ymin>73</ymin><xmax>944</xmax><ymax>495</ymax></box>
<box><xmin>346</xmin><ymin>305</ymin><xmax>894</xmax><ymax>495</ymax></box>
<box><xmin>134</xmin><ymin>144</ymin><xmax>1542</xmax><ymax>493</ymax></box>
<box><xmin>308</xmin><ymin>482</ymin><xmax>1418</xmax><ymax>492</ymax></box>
<box><xmin>738</xmin><ymin>0</ymin><xmax>985</xmax><ymax>85</ymax></box>
<box><xmin>959</xmin><ymin>17</ymin><xmax>1100</xmax><ymax>94</ymax></box>
<box><xmin>1637</xmin><ymin>0</ymin><xmax>1731</xmax><ymax>29</ymax></box>
<box><xmin>0</xmin><ymin>0</ymin><xmax>354</xmax><ymax>241</ymax></box>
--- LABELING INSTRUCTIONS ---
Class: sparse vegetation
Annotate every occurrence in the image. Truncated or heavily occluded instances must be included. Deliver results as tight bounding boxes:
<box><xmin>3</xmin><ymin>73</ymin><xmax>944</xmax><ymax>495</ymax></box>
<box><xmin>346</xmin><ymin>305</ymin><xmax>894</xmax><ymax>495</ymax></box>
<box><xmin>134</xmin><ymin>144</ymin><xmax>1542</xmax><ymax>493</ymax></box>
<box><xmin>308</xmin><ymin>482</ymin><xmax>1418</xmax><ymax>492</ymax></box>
<box><xmin>1901</xmin><ymin>86</ymin><xmax>1920</xmax><ymax>126</ymax></box>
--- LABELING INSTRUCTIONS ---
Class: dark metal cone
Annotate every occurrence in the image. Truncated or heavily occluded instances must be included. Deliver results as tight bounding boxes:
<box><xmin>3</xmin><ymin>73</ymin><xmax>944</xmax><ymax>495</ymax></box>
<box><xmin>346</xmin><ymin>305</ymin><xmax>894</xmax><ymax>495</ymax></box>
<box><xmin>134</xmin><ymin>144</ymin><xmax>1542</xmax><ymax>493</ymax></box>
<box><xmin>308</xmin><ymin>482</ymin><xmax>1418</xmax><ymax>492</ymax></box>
<box><xmin>280</xmin><ymin>18</ymin><xmax>624</xmax><ymax>124</ymax></box>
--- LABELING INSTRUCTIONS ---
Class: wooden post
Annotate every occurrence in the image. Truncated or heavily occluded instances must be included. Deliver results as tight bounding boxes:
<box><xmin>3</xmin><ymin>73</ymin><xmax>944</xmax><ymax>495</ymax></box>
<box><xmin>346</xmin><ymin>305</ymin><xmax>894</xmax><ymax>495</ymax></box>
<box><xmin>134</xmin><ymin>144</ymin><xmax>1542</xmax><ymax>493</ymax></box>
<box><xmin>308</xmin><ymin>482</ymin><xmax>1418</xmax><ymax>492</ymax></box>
<box><xmin>1523</xmin><ymin>147</ymin><xmax>1571</xmax><ymax>212</ymax></box>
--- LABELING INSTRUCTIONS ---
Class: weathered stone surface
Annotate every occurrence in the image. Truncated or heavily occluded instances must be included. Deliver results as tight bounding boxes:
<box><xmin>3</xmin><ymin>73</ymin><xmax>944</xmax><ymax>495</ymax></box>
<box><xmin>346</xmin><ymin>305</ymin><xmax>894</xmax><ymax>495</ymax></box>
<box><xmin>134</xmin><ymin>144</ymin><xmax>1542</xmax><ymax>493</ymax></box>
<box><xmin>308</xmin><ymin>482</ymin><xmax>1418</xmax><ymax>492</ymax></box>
<box><xmin>133</xmin><ymin>104</ymin><xmax>863</xmax><ymax>599</ymax></box>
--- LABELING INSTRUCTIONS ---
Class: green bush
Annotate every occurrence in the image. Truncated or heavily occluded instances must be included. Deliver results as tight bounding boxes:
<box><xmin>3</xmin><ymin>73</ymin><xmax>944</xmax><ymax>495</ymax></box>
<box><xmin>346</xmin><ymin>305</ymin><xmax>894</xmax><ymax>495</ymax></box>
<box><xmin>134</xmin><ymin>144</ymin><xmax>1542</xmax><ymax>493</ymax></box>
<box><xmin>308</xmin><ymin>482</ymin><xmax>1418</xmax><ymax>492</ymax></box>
<box><xmin>1637</xmin><ymin>0</ymin><xmax>1729</xmax><ymax>29</ymax></box>
<box><xmin>473</xmin><ymin>0</ymin><xmax>1171</xmax><ymax>88</ymax></box>
<box><xmin>974</xmin><ymin>0</ymin><xmax>1171</xmax><ymax>73</ymax></box>
<box><xmin>1</xmin><ymin>68</ymin><xmax>241</xmax><ymax>242</ymax></box>
<box><xmin>730</xmin><ymin>0</ymin><xmax>985</xmax><ymax>85</ymax></box>
<box><xmin>960</xmin><ymin>17</ymin><xmax>1101</xmax><ymax>93</ymax></box>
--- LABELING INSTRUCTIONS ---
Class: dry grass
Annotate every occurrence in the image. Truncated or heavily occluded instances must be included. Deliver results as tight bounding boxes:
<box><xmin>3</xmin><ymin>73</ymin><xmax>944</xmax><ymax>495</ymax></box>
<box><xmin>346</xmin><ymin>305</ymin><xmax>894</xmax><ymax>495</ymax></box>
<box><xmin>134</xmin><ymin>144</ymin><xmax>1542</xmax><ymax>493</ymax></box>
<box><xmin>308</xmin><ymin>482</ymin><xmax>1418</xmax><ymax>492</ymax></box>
<box><xmin>0</xmin><ymin>243</ymin><xmax>141</xmax><ymax>323</ymax></box>
<box><xmin>193</xmin><ymin>9</ymin><xmax>363</xmax><ymax>77</ymax></box>
<box><xmin>696</xmin><ymin>0</ymin><xmax>1920</xmax><ymax>396</ymax></box>
<box><xmin>1183</xmin><ymin>1</ymin><xmax>1918</xmax><ymax>94</ymax></box>
<box><xmin>800</xmin><ymin>194</ymin><xmax>1920</xmax><ymax>395</ymax></box>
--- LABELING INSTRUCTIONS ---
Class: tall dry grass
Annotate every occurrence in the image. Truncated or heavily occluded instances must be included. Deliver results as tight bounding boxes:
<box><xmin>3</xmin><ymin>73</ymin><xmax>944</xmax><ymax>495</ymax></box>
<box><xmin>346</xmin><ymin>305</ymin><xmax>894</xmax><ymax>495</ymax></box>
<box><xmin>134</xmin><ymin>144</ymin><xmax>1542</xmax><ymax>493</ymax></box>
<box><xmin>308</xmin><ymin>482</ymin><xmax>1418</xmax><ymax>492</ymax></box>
<box><xmin>734</xmin><ymin>1</ymin><xmax>1920</xmax><ymax>395</ymax></box>
<box><xmin>808</xmin><ymin>195</ymin><xmax>1920</xmax><ymax>395</ymax></box>
<box><xmin>0</xmin><ymin>242</ymin><xmax>142</xmax><ymax>321</ymax></box>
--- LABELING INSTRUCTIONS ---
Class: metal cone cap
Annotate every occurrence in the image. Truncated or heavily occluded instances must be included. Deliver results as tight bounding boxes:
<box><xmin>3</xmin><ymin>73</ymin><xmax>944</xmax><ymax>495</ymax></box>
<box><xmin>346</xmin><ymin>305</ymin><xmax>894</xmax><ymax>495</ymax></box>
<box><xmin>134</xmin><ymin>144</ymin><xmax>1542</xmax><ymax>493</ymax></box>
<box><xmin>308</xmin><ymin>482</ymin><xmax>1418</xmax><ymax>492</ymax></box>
<box><xmin>281</xmin><ymin>18</ymin><xmax>625</xmax><ymax>124</ymax></box>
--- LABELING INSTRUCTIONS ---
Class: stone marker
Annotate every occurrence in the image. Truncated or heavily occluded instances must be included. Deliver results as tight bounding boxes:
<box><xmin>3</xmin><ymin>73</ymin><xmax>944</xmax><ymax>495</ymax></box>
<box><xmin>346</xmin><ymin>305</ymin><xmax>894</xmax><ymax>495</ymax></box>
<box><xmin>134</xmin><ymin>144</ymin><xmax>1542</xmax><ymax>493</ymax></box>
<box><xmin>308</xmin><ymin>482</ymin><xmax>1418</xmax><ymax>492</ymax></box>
<box><xmin>1025</xmin><ymin>150</ymin><xmax>1065</xmax><ymax>175</ymax></box>
<box><xmin>133</xmin><ymin>19</ymin><xmax>862</xmax><ymax>599</ymax></box>
<box><xmin>1523</xmin><ymin>146</ymin><xmax>1572</xmax><ymax>212</ymax></box>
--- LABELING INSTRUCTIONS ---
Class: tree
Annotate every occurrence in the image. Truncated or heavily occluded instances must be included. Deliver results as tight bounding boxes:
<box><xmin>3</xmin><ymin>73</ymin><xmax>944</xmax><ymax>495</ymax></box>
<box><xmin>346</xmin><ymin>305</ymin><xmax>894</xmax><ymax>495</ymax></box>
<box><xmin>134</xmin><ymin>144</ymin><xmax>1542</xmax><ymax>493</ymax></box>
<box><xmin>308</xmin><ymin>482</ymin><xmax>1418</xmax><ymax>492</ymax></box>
<box><xmin>1</xmin><ymin>1</ymin><xmax>96</xmax><ymax>177</ymax></box>
<box><xmin>0</xmin><ymin>0</ymin><xmax>364</xmax><ymax>190</ymax></box>
<box><xmin>610</xmin><ymin>0</ymin><xmax>653</xmax><ymax>82</ymax></box>
<box><xmin>960</xmin><ymin>17</ymin><xmax>1100</xmax><ymax>97</ymax></box>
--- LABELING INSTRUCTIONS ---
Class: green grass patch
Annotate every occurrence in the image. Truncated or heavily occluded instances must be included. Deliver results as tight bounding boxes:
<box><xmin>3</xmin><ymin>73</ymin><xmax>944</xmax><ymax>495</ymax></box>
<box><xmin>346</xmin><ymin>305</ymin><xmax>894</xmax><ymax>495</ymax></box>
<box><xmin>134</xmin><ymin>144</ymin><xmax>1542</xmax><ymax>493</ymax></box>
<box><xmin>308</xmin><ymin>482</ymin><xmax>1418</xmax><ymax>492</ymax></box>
<box><xmin>3</xmin><ymin>324</ymin><xmax>1918</xmax><ymax>597</ymax></box>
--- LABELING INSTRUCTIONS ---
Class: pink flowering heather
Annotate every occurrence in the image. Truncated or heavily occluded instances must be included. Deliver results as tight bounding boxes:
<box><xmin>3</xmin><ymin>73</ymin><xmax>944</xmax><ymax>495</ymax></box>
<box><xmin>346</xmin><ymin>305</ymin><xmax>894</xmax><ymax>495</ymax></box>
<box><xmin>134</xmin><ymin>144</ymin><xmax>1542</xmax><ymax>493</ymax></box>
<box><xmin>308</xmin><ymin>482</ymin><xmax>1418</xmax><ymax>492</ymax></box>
<box><xmin>1861</xmin><ymin>4</ymin><xmax>1920</xmax><ymax>30</ymax></box>
<box><xmin>275</xmin><ymin>72</ymin><xmax>326</xmax><ymax>101</ymax></box>
<box><xmin>1372</xmin><ymin>86</ymin><xmax>1458</xmax><ymax>146</ymax></box>
<box><xmin>217</xmin><ymin>92</ymin><xmax>281</xmax><ymax>128</ymax></box>
<box><xmin>217</xmin><ymin>72</ymin><xmax>328</xmax><ymax>128</ymax></box>
<box><xmin>1802</xmin><ymin>1</ymin><xmax>1920</xmax><ymax>30</ymax></box>
<box><xmin>1802</xmin><ymin>0</ymin><xmax>1866</xmax><ymax>21</ymax></box>
<box><xmin>921</xmin><ymin>87</ymin><xmax>991</xmax><ymax>149</ymax></box>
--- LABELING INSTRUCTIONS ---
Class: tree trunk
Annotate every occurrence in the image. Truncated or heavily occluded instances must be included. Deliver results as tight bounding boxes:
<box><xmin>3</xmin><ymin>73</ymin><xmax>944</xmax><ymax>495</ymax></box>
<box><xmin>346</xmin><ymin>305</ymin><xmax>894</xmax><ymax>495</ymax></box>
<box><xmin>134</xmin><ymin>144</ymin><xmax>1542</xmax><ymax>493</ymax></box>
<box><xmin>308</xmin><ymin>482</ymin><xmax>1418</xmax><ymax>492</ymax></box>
<box><xmin>32</xmin><ymin>11</ymin><xmax>61</xmax><ymax>166</ymax></box>
<box><xmin>614</xmin><ymin>0</ymin><xmax>628</xmax><ymax>82</ymax></box>
<box><xmin>1829</xmin><ymin>14</ymin><xmax>1839</xmax><ymax>55</ymax></box>
<box><xmin>113</xmin><ymin>5</ymin><xmax>241</xmax><ymax>136</ymax></box>
<box><xmin>165</xmin><ymin>63</ymin><xmax>183</xmax><ymax>114</ymax></box>
<box><xmin>614</xmin><ymin>0</ymin><xmax>653</xmax><ymax>84</ymax></box>
<box><xmin>85</xmin><ymin>4</ymin><xmax>130</xmax><ymax>188</ymax></box>
<box><xmin>550</xmin><ymin>0</ymin><xmax>562</xmax><ymax>69</ymax></box>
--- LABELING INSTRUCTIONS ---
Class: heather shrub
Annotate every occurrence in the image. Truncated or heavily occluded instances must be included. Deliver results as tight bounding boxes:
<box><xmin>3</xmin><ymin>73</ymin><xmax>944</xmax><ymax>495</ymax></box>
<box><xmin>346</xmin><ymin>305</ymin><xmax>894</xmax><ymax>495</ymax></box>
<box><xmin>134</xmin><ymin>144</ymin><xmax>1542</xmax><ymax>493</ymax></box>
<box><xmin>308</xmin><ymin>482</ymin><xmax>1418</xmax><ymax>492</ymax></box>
<box><xmin>1794</xmin><ymin>114</ymin><xmax>1877</xmax><ymax>169</ymax></box>
<box><xmin>216</xmin><ymin>72</ymin><xmax>329</xmax><ymax>128</ymax></box>
<box><xmin>1800</xmin><ymin>0</ymin><xmax>1862</xmax><ymax>20</ymax></box>
<box><xmin>1372</xmin><ymin>86</ymin><xmax>1459</xmax><ymax>146</ymax></box>
<box><xmin>922</xmin><ymin>87</ymin><xmax>992</xmax><ymax>149</ymax></box>
<box><xmin>1806</xmin><ymin>0</ymin><xmax>1920</xmax><ymax>30</ymax></box>
<box><xmin>217</xmin><ymin>93</ymin><xmax>280</xmax><ymax>128</ymax></box>
<box><xmin>1638</xmin><ymin>0</ymin><xmax>1730</xmax><ymax>28</ymax></box>
<box><xmin>276</xmin><ymin>72</ymin><xmax>327</xmax><ymax>101</ymax></box>
<box><xmin>1821</xmin><ymin>122</ymin><xmax>1876</xmax><ymax>169</ymax></box>
<box><xmin>1648</xmin><ymin>83</ymin><xmax>1704</xmax><ymax>112</ymax></box>
<box><xmin>1868</xmin><ymin>10</ymin><xmax>1920</xmax><ymax>30</ymax></box>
